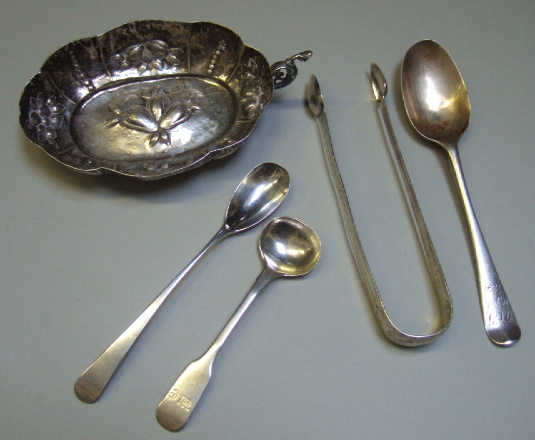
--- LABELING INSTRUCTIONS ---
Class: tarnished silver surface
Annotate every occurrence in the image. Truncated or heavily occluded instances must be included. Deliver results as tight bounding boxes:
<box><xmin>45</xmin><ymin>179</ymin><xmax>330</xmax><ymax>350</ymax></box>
<box><xmin>19</xmin><ymin>21</ymin><xmax>311</xmax><ymax>179</ymax></box>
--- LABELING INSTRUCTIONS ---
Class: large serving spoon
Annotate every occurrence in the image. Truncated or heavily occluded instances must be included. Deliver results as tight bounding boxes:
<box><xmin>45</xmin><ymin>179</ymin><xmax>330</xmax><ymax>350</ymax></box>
<box><xmin>74</xmin><ymin>163</ymin><xmax>290</xmax><ymax>403</ymax></box>
<box><xmin>156</xmin><ymin>216</ymin><xmax>321</xmax><ymax>432</ymax></box>
<box><xmin>401</xmin><ymin>40</ymin><xmax>520</xmax><ymax>346</ymax></box>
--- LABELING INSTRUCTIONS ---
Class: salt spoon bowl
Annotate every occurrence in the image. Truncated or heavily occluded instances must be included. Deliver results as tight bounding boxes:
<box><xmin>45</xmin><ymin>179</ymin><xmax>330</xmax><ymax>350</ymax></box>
<box><xmin>401</xmin><ymin>39</ymin><xmax>520</xmax><ymax>346</ymax></box>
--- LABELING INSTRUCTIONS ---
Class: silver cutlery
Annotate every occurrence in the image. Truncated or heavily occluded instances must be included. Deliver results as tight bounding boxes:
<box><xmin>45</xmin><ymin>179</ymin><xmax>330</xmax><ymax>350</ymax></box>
<box><xmin>74</xmin><ymin>163</ymin><xmax>290</xmax><ymax>403</ymax></box>
<box><xmin>401</xmin><ymin>40</ymin><xmax>520</xmax><ymax>346</ymax></box>
<box><xmin>370</xmin><ymin>63</ymin><xmax>453</xmax><ymax>344</ymax></box>
<box><xmin>307</xmin><ymin>73</ymin><xmax>452</xmax><ymax>346</ymax></box>
<box><xmin>156</xmin><ymin>216</ymin><xmax>321</xmax><ymax>431</ymax></box>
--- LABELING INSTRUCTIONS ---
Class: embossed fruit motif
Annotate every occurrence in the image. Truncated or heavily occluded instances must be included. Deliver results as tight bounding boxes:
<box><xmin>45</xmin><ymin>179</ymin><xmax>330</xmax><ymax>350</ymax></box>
<box><xmin>112</xmin><ymin>40</ymin><xmax>183</xmax><ymax>74</ymax></box>
<box><xmin>26</xmin><ymin>93</ymin><xmax>66</xmax><ymax>145</ymax></box>
<box><xmin>106</xmin><ymin>88</ymin><xmax>200</xmax><ymax>146</ymax></box>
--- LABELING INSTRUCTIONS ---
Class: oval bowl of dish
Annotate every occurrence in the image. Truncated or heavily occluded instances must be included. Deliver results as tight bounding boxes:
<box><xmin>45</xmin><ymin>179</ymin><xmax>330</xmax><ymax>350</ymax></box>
<box><xmin>19</xmin><ymin>20</ymin><xmax>311</xmax><ymax>179</ymax></box>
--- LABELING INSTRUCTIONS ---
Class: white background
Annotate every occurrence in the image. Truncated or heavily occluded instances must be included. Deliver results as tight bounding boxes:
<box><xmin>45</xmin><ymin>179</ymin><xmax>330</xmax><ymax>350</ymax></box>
<box><xmin>2</xmin><ymin>1</ymin><xmax>534</xmax><ymax>439</ymax></box>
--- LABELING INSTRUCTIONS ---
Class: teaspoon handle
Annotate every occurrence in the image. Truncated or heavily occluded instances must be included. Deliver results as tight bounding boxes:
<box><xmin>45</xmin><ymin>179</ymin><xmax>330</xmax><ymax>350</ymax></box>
<box><xmin>156</xmin><ymin>268</ymin><xmax>276</xmax><ymax>432</ymax></box>
<box><xmin>446</xmin><ymin>145</ymin><xmax>520</xmax><ymax>346</ymax></box>
<box><xmin>74</xmin><ymin>227</ymin><xmax>229</xmax><ymax>404</ymax></box>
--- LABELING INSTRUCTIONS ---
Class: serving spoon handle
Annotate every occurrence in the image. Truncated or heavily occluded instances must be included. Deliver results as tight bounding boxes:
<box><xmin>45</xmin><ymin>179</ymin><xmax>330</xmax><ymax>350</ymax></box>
<box><xmin>445</xmin><ymin>143</ymin><xmax>520</xmax><ymax>346</ymax></box>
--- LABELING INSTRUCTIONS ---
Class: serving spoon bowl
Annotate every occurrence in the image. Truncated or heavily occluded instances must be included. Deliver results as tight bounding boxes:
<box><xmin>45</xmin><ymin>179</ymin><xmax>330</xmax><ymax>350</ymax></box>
<box><xmin>401</xmin><ymin>39</ymin><xmax>520</xmax><ymax>346</ymax></box>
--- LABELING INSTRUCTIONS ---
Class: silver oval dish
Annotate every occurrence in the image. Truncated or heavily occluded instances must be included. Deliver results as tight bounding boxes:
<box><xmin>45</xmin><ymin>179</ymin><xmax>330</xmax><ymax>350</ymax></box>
<box><xmin>19</xmin><ymin>20</ymin><xmax>311</xmax><ymax>180</ymax></box>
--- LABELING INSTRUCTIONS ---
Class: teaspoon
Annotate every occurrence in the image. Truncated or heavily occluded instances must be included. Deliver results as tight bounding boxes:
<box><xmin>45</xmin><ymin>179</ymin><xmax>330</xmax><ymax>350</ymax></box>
<box><xmin>401</xmin><ymin>40</ymin><xmax>520</xmax><ymax>346</ymax></box>
<box><xmin>74</xmin><ymin>163</ymin><xmax>290</xmax><ymax>403</ymax></box>
<box><xmin>156</xmin><ymin>216</ymin><xmax>321</xmax><ymax>432</ymax></box>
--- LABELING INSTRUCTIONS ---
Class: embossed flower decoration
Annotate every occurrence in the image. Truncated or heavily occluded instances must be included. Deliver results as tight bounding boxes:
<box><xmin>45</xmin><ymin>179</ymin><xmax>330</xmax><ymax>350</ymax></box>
<box><xmin>114</xmin><ymin>40</ymin><xmax>183</xmax><ymax>74</ymax></box>
<box><xmin>27</xmin><ymin>93</ymin><xmax>65</xmax><ymax>144</ymax></box>
<box><xmin>242</xmin><ymin>85</ymin><xmax>266</xmax><ymax>119</ymax></box>
<box><xmin>106</xmin><ymin>88</ymin><xmax>200</xmax><ymax>147</ymax></box>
